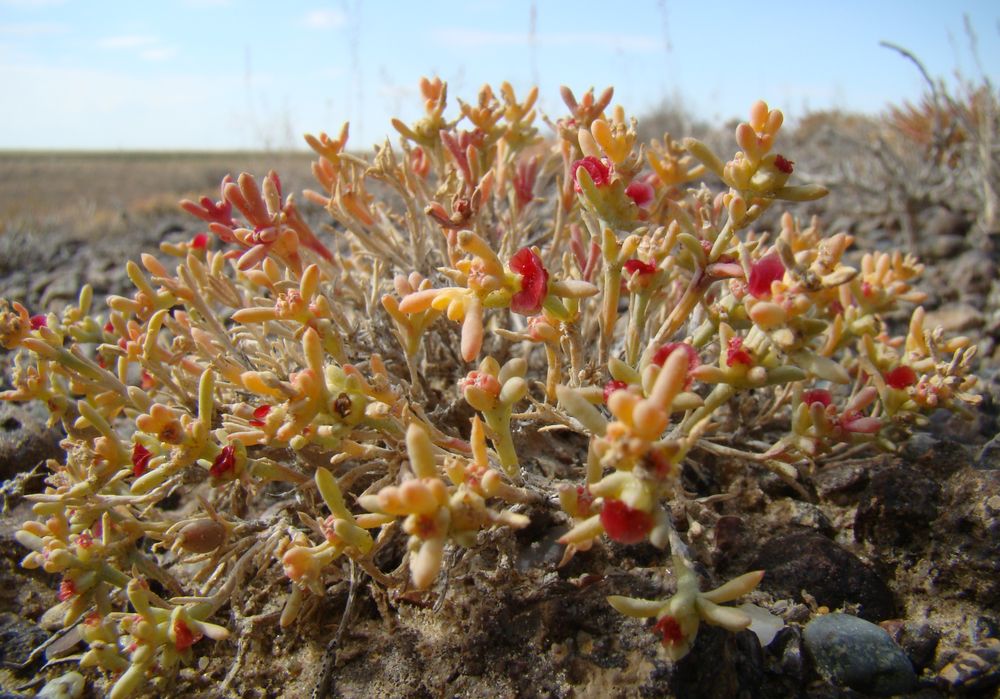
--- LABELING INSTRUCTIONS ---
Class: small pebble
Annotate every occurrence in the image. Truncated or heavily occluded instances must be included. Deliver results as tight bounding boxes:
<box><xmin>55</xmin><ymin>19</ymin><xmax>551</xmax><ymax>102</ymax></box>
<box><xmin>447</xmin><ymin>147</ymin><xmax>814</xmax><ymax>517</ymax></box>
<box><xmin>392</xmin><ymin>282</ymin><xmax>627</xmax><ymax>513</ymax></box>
<box><xmin>938</xmin><ymin>638</ymin><xmax>1000</xmax><ymax>692</ymax></box>
<box><xmin>37</xmin><ymin>671</ymin><xmax>85</xmax><ymax>699</ymax></box>
<box><xmin>803</xmin><ymin>612</ymin><xmax>917</xmax><ymax>696</ymax></box>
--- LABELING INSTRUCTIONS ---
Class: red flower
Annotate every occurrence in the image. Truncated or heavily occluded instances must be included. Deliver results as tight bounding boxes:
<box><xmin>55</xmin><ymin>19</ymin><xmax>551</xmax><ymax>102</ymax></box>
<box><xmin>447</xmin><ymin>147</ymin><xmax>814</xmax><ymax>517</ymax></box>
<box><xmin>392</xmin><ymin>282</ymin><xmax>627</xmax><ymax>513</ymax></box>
<box><xmin>651</xmin><ymin>342</ymin><xmax>700</xmax><ymax>389</ymax></box>
<box><xmin>190</xmin><ymin>233</ymin><xmax>209</xmax><ymax>250</ymax></box>
<box><xmin>802</xmin><ymin>389</ymin><xmax>833</xmax><ymax>407</ymax></box>
<box><xmin>172</xmin><ymin>619</ymin><xmax>203</xmax><ymax>651</ymax></box>
<box><xmin>774</xmin><ymin>154</ymin><xmax>794</xmax><ymax>174</ymax></box>
<box><xmin>726</xmin><ymin>337</ymin><xmax>753</xmax><ymax>367</ymax></box>
<box><xmin>885</xmin><ymin>366</ymin><xmax>917</xmax><ymax>389</ymax></box>
<box><xmin>131</xmin><ymin>443</ymin><xmax>153</xmax><ymax>478</ymax></box>
<box><xmin>58</xmin><ymin>579</ymin><xmax>77</xmax><ymax>602</ymax></box>
<box><xmin>509</xmin><ymin>247</ymin><xmax>549</xmax><ymax>315</ymax></box>
<box><xmin>747</xmin><ymin>253</ymin><xmax>785</xmax><ymax>299</ymax></box>
<box><xmin>652</xmin><ymin>342</ymin><xmax>699</xmax><ymax>370</ymax></box>
<box><xmin>571</xmin><ymin>156</ymin><xmax>611</xmax><ymax>192</ymax></box>
<box><xmin>249</xmin><ymin>404</ymin><xmax>271</xmax><ymax>427</ymax></box>
<box><xmin>603</xmin><ymin>379</ymin><xmax>628</xmax><ymax>403</ymax></box>
<box><xmin>29</xmin><ymin>314</ymin><xmax>47</xmax><ymax>330</ymax></box>
<box><xmin>623</xmin><ymin>258</ymin><xmax>657</xmax><ymax>277</ymax></box>
<box><xmin>625</xmin><ymin>180</ymin><xmax>655</xmax><ymax>208</ymax></box>
<box><xmin>210</xmin><ymin>445</ymin><xmax>236</xmax><ymax>479</ymax></box>
<box><xmin>600</xmin><ymin>498</ymin><xmax>653</xmax><ymax>544</ymax></box>
<box><xmin>653</xmin><ymin>614</ymin><xmax>685</xmax><ymax>647</ymax></box>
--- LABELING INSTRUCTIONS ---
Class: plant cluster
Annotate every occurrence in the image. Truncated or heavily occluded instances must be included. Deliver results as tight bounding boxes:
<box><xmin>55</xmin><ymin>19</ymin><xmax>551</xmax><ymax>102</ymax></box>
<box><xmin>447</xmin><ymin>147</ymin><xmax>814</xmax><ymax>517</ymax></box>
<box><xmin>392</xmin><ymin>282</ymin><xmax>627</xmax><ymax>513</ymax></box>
<box><xmin>0</xmin><ymin>78</ymin><xmax>983</xmax><ymax>697</ymax></box>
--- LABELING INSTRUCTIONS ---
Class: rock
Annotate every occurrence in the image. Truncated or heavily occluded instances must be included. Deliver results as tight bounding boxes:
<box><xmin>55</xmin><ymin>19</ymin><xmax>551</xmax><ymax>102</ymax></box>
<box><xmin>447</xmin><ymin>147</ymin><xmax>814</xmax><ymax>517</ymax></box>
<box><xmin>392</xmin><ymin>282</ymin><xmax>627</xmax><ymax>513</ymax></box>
<box><xmin>923</xmin><ymin>303</ymin><xmax>984</xmax><ymax>333</ymax></box>
<box><xmin>669</xmin><ymin>626</ymin><xmax>770</xmax><ymax>699</ymax></box>
<box><xmin>37</xmin><ymin>671</ymin><xmax>85</xmax><ymax>699</ymax></box>
<box><xmin>767</xmin><ymin>500</ymin><xmax>834</xmax><ymax>537</ymax></box>
<box><xmin>922</xmin><ymin>208</ymin><xmax>970</xmax><ymax>239</ymax></box>
<box><xmin>925</xmin><ymin>234</ymin><xmax>965</xmax><ymax>259</ymax></box>
<box><xmin>812</xmin><ymin>460</ymin><xmax>871</xmax><ymax>503</ymax></box>
<box><xmin>977</xmin><ymin>433</ymin><xmax>1000</xmax><ymax>470</ymax></box>
<box><xmin>0</xmin><ymin>611</ymin><xmax>48</xmax><ymax>668</ymax></box>
<box><xmin>937</xmin><ymin>638</ymin><xmax>1000</xmax><ymax>693</ymax></box>
<box><xmin>880</xmin><ymin>619</ymin><xmax>940</xmax><ymax>672</ymax></box>
<box><xmin>752</xmin><ymin>532</ymin><xmax>896</xmax><ymax>621</ymax></box>
<box><xmin>950</xmin><ymin>250</ymin><xmax>996</xmax><ymax>298</ymax></box>
<box><xmin>926</xmin><ymin>234</ymin><xmax>965</xmax><ymax>259</ymax></box>
<box><xmin>931</xmin><ymin>468</ymin><xmax>1000</xmax><ymax>605</ymax></box>
<box><xmin>900</xmin><ymin>438</ymin><xmax>969</xmax><ymax>479</ymax></box>
<box><xmin>854</xmin><ymin>464</ymin><xmax>941</xmax><ymax>548</ymax></box>
<box><xmin>0</xmin><ymin>401</ymin><xmax>63</xmax><ymax>482</ymax></box>
<box><xmin>712</xmin><ymin>515</ymin><xmax>746</xmax><ymax>557</ymax></box>
<box><xmin>766</xmin><ymin>626</ymin><xmax>805</xmax><ymax>683</ymax></box>
<box><xmin>803</xmin><ymin>613</ymin><xmax>917</xmax><ymax>696</ymax></box>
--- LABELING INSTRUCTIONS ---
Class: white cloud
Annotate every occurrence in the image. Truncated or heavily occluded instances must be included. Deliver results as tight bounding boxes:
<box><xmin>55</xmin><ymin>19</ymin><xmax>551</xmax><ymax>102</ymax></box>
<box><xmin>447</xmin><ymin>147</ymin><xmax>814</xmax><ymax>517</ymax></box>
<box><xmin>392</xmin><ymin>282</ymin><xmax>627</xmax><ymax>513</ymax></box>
<box><xmin>0</xmin><ymin>22</ymin><xmax>67</xmax><ymax>36</ymax></box>
<box><xmin>302</xmin><ymin>9</ymin><xmax>345</xmax><ymax>30</ymax></box>
<box><xmin>432</xmin><ymin>28</ymin><xmax>661</xmax><ymax>52</ymax></box>
<box><xmin>0</xmin><ymin>0</ymin><xmax>66</xmax><ymax>7</ymax></box>
<box><xmin>140</xmin><ymin>46</ymin><xmax>177</xmax><ymax>61</ymax></box>
<box><xmin>98</xmin><ymin>35</ymin><xmax>158</xmax><ymax>50</ymax></box>
<box><xmin>96</xmin><ymin>34</ymin><xmax>176</xmax><ymax>63</ymax></box>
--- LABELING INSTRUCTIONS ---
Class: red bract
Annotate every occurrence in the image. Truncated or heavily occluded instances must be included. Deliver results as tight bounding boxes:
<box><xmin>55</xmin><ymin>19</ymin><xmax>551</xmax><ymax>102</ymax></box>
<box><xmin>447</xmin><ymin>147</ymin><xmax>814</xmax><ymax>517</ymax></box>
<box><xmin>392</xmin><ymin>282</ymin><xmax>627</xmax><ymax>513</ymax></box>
<box><xmin>625</xmin><ymin>180</ymin><xmax>655</xmax><ymax>207</ymax></box>
<box><xmin>885</xmin><ymin>366</ymin><xmax>918</xmax><ymax>389</ymax></box>
<box><xmin>173</xmin><ymin>619</ymin><xmax>202</xmax><ymax>651</ymax></box>
<box><xmin>802</xmin><ymin>389</ymin><xmax>833</xmax><ymax>407</ymax></box>
<box><xmin>131</xmin><ymin>444</ymin><xmax>152</xmax><ymax>478</ymax></box>
<box><xmin>652</xmin><ymin>342</ymin><xmax>700</xmax><ymax>370</ymax></box>
<box><xmin>210</xmin><ymin>445</ymin><xmax>236</xmax><ymax>479</ymax></box>
<box><xmin>603</xmin><ymin>379</ymin><xmax>628</xmax><ymax>403</ymax></box>
<box><xmin>249</xmin><ymin>404</ymin><xmax>271</xmax><ymax>427</ymax></box>
<box><xmin>600</xmin><ymin>498</ymin><xmax>653</xmax><ymax>544</ymax></box>
<box><xmin>58</xmin><ymin>579</ymin><xmax>76</xmax><ymax>602</ymax></box>
<box><xmin>509</xmin><ymin>247</ymin><xmax>549</xmax><ymax>315</ymax></box>
<box><xmin>652</xmin><ymin>342</ymin><xmax>700</xmax><ymax>389</ymax></box>
<box><xmin>571</xmin><ymin>156</ymin><xmax>611</xmax><ymax>192</ymax></box>
<box><xmin>29</xmin><ymin>314</ymin><xmax>47</xmax><ymax>330</ymax></box>
<box><xmin>623</xmin><ymin>258</ymin><xmax>657</xmax><ymax>277</ymax></box>
<box><xmin>774</xmin><ymin>154</ymin><xmax>794</xmax><ymax>174</ymax></box>
<box><xmin>726</xmin><ymin>337</ymin><xmax>753</xmax><ymax>367</ymax></box>
<box><xmin>748</xmin><ymin>253</ymin><xmax>785</xmax><ymax>299</ymax></box>
<box><xmin>653</xmin><ymin>615</ymin><xmax>684</xmax><ymax>647</ymax></box>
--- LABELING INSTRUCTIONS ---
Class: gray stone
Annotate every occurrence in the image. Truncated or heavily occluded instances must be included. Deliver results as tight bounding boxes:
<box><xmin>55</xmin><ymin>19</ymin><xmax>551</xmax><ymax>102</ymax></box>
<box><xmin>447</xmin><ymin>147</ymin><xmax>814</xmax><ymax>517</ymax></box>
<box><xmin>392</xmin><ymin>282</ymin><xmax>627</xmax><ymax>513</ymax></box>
<box><xmin>0</xmin><ymin>401</ymin><xmax>63</xmax><ymax>482</ymax></box>
<box><xmin>803</xmin><ymin>613</ymin><xmax>917</xmax><ymax>696</ymax></box>
<box><xmin>977</xmin><ymin>433</ymin><xmax>1000</xmax><ymax>470</ymax></box>
<box><xmin>923</xmin><ymin>303</ymin><xmax>984</xmax><ymax>333</ymax></box>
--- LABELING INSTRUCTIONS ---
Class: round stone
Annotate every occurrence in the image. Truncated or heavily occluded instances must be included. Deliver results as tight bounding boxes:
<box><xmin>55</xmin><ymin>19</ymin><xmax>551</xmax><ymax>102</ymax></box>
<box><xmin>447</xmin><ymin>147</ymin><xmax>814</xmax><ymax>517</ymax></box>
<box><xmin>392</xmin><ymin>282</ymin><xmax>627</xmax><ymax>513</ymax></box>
<box><xmin>803</xmin><ymin>612</ymin><xmax>917</xmax><ymax>696</ymax></box>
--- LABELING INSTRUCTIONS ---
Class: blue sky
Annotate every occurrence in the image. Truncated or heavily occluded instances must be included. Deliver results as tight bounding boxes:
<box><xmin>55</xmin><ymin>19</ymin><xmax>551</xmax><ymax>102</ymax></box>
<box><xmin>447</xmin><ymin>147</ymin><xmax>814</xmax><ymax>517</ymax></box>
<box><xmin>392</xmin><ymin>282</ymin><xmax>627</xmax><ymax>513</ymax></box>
<box><xmin>1</xmin><ymin>0</ymin><xmax>998</xmax><ymax>150</ymax></box>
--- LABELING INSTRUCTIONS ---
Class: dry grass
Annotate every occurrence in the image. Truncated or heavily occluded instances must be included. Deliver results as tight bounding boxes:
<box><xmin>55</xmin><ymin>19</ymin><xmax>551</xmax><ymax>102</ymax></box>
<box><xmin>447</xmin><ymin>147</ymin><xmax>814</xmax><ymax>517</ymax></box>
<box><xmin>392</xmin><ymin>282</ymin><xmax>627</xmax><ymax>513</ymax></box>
<box><xmin>0</xmin><ymin>151</ymin><xmax>315</xmax><ymax>240</ymax></box>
